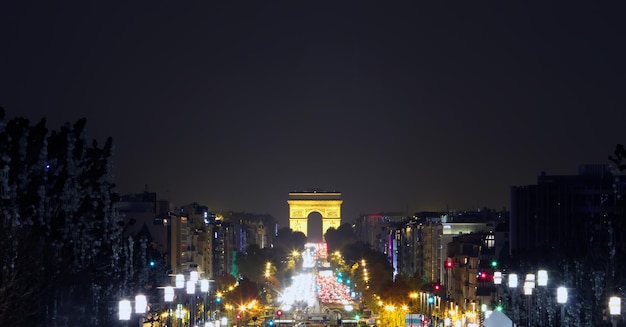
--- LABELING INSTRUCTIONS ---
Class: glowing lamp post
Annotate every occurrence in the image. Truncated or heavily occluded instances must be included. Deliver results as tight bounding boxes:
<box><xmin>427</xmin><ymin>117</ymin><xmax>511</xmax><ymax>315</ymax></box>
<box><xmin>493</xmin><ymin>271</ymin><xmax>502</xmax><ymax>285</ymax></box>
<box><xmin>135</xmin><ymin>294</ymin><xmax>147</xmax><ymax>327</ymax></box>
<box><xmin>164</xmin><ymin>287</ymin><xmax>175</xmax><ymax>327</ymax></box>
<box><xmin>176</xmin><ymin>304</ymin><xmax>185</xmax><ymax>327</ymax></box>
<box><xmin>119</xmin><ymin>296</ymin><xmax>146</xmax><ymax>327</ymax></box>
<box><xmin>135</xmin><ymin>294</ymin><xmax>147</xmax><ymax>314</ymax></box>
<box><xmin>524</xmin><ymin>274</ymin><xmax>535</xmax><ymax>327</ymax></box>
<box><xmin>190</xmin><ymin>270</ymin><xmax>199</xmax><ymax>284</ymax></box>
<box><xmin>524</xmin><ymin>273</ymin><xmax>535</xmax><ymax>295</ymax></box>
<box><xmin>176</xmin><ymin>274</ymin><xmax>185</xmax><ymax>289</ymax></box>
<box><xmin>201</xmin><ymin>279</ymin><xmax>210</xmax><ymax>325</ymax></box>
<box><xmin>535</xmin><ymin>270</ymin><xmax>548</xmax><ymax>326</ymax></box>
<box><xmin>537</xmin><ymin>270</ymin><xmax>548</xmax><ymax>287</ymax></box>
<box><xmin>119</xmin><ymin>299</ymin><xmax>132</xmax><ymax>324</ymax></box>
<box><xmin>556</xmin><ymin>286</ymin><xmax>567</xmax><ymax>327</ymax></box>
<box><xmin>504</xmin><ymin>274</ymin><xmax>520</xmax><ymax>326</ymax></box>
<box><xmin>508</xmin><ymin>274</ymin><xmax>518</xmax><ymax>288</ymax></box>
<box><xmin>187</xmin><ymin>280</ymin><xmax>196</xmax><ymax>326</ymax></box>
<box><xmin>609</xmin><ymin>297</ymin><xmax>621</xmax><ymax>327</ymax></box>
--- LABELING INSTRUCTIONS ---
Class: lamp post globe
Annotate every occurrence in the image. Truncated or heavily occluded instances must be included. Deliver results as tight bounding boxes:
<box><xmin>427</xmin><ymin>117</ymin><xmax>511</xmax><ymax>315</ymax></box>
<box><xmin>119</xmin><ymin>299</ymin><xmax>132</xmax><ymax>321</ymax></box>
<box><xmin>609</xmin><ymin>297</ymin><xmax>621</xmax><ymax>327</ymax></box>
<box><xmin>557</xmin><ymin>287</ymin><xmax>567</xmax><ymax>327</ymax></box>
<box><xmin>135</xmin><ymin>295</ymin><xmax>147</xmax><ymax>314</ymax></box>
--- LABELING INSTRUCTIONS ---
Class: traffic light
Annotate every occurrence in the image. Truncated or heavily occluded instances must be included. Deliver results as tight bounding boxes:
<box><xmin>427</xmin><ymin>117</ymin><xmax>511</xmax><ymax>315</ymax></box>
<box><xmin>491</xmin><ymin>260</ymin><xmax>498</xmax><ymax>268</ymax></box>
<box><xmin>276</xmin><ymin>310</ymin><xmax>283</xmax><ymax>317</ymax></box>
<box><xmin>495</xmin><ymin>305</ymin><xmax>503</xmax><ymax>312</ymax></box>
<box><xmin>445</xmin><ymin>260</ymin><xmax>453</xmax><ymax>268</ymax></box>
<box><xmin>236</xmin><ymin>314</ymin><xmax>242</xmax><ymax>320</ymax></box>
<box><xmin>433</xmin><ymin>282</ymin><xmax>441</xmax><ymax>291</ymax></box>
<box><xmin>428</xmin><ymin>295</ymin><xmax>434</xmax><ymax>304</ymax></box>
<box><xmin>354</xmin><ymin>314</ymin><xmax>360</xmax><ymax>320</ymax></box>
<box><xmin>267</xmin><ymin>319</ymin><xmax>274</xmax><ymax>326</ymax></box>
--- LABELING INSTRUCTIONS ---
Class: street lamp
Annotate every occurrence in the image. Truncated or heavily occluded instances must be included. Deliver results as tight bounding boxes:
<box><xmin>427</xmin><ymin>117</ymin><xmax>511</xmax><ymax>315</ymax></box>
<box><xmin>187</xmin><ymin>280</ymin><xmax>196</xmax><ymax>326</ymax></box>
<box><xmin>507</xmin><ymin>273</ymin><xmax>518</xmax><ymax>325</ymax></box>
<box><xmin>174</xmin><ymin>274</ymin><xmax>186</xmax><ymax>327</ymax></box>
<box><xmin>524</xmin><ymin>274</ymin><xmax>535</xmax><ymax>327</ymax></box>
<box><xmin>493</xmin><ymin>271</ymin><xmax>502</xmax><ymax>285</ymax></box>
<box><xmin>508</xmin><ymin>274</ymin><xmax>518</xmax><ymax>288</ymax></box>
<box><xmin>164</xmin><ymin>286</ymin><xmax>175</xmax><ymax>327</ymax></box>
<box><xmin>119</xmin><ymin>299</ymin><xmax>132</xmax><ymax>325</ymax></box>
<box><xmin>609</xmin><ymin>296</ymin><xmax>621</xmax><ymax>327</ymax></box>
<box><xmin>176</xmin><ymin>274</ymin><xmax>185</xmax><ymax>289</ymax></box>
<box><xmin>119</xmin><ymin>296</ymin><xmax>146</xmax><ymax>327</ymax></box>
<box><xmin>536</xmin><ymin>270</ymin><xmax>548</xmax><ymax>326</ymax></box>
<box><xmin>176</xmin><ymin>304</ymin><xmax>185</xmax><ymax>327</ymax></box>
<box><xmin>135</xmin><ymin>294</ymin><xmax>147</xmax><ymax>327</ymax></box>
<box><xmin>556</xmin><ymin>286</ymin><xmax>567</xmax><ymax>327</ymax></box>
<box><xmin>201</xmin><ymin>278</ymin><xmax>210</xmax><ymax>325</ymax></box>
<box><xmin>537</xmin><ymin>270</ymin><xmax>548</xmax><ymax>287</ymax></box>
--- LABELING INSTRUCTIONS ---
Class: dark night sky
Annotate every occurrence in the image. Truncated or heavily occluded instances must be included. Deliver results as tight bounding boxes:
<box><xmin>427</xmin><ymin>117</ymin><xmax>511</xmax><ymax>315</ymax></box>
<box><xmin>1</xmin><ymin>1</ymin><xmax>625</xmax><ymax>225</ymax></box>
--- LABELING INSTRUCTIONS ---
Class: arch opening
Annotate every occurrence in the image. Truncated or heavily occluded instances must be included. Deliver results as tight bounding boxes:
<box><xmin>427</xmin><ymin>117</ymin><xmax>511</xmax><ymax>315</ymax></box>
<box><xmin>307</xmin><ymin>212</ymin><xmax>323</xmax><ymax>243</ymax></box>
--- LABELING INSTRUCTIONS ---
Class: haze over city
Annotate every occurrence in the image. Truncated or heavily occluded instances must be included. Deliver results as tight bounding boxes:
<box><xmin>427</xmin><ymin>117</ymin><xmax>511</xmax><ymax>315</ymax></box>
<box><xmin>2</xmin><ymin>1</ymin><xmax>624</xmax><ymax>225</ymax></box>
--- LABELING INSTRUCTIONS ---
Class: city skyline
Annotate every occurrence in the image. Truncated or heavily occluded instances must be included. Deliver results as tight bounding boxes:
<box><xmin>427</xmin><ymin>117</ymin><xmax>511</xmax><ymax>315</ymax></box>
<box><xmin>2</xmin><ymin>1</ymin><xmax>624</xmax><ymax>224</ymax></box>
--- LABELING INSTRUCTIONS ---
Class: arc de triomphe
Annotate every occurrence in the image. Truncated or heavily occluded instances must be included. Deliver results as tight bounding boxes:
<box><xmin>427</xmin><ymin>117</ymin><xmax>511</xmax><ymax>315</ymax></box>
<box><xmin>287</xmin><ymin>191</ymin><xmax>342</xmax><ymax>240</ymax></box>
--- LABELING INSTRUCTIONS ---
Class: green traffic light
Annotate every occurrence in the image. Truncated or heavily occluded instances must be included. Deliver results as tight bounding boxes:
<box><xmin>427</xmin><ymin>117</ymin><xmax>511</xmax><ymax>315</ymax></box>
<box><xmin>491</xmin><ymin>260</ymin><xmax>497</xmax><ymax>267</ymax></box>
<box><xmin>496</xmin><ymin>305</ymin><xmax>503</xmax><ymax>312</ymax></box>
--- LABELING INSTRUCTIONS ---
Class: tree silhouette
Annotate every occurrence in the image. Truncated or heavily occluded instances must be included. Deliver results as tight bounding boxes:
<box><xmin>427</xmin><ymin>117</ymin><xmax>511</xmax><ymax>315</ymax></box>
<box><xmin>0</xmin><ymin>108</ymin><xmax>133</xmax><ymax>326</ymax></box>
<box><xmin>274</xmin><ymin>227</ymin><xmax>306</xmax><ymax>252</ymax></box>
<box><xmin>325</xmin><ymin>223</ymin><xmax>358</xmax><ymax>253</ymax></box>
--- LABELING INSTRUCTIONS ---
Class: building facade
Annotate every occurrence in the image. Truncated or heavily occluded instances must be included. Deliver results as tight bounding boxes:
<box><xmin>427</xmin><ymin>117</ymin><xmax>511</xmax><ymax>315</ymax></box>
<box><xmin>510</xmin><ymin>164</ymin><xmax>625</xmax><ymax>257</ymax></box>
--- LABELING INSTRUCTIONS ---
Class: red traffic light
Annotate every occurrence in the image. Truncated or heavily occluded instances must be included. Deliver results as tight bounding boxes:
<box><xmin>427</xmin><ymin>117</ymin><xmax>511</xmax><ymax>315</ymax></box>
<box><xmin>236</xmin><ymin>314</ymin><xmax>242</xmax><ymax>320</ymax></box>
<box><xmin>433</xmin><ymin>283</ymin><xmax>440</xmax><ymax>291</ymax></box>
<box><xmin>445</xmin><ymin>261</ymin><xmax>453</xmax><ymax>268</ymax></box>
<box><xmin>276</xmin><ymin>310</ymin><xmax>283</xmax><ymax>317</ymax></box>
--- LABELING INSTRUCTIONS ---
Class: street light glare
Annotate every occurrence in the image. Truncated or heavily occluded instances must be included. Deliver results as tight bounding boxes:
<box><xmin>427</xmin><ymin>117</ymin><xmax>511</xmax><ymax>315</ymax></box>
<box><xmin>508</xmin><ymin>274</ymin><xmax>518</xmax><ymax>288</ymax></box>
<box><xmin>190</xmin><ymin>271</ymin><xmax>199</xmax><ymax>283</ymax></box>
<box><xmin>609</xmin><ymin>296</ymin><xmax>621</xmax><ymax>315</ymax></box>
<box><xmin>187</xmin><ymin>280</ymin><xmax>195</xmax><ymax>295</ymax></box>
<box><xmin>537</xmin><ymin>270</ymin><xmax>548</xmax><ymax>286</ymax></box>
<box><xmin>557</xmin><ymin>286</ymin><xmax>568</xmax><ymax>304</ymax></box>
<box><xmin>176</xmin><ymin>274</ymin><xmax>185</xmax><ymax>289</ymax></box>
<box><xmin>164</xmin><ymin>286</ymin><xmax>175</xmax><ymax>302</ymax></box>
<box><xmin>135</xmin><ymin>294</ymin><xmax>147</xmax><ymax>314</ymax></box>
<box><xmin>201</xmin><ymin>279</ymin><xmax>210</xmax><ymax>293</ymax></box>
<box><xmin>493</xmin><ymin>271</ymin><xmax>502</xmax><ymax>285</ymax></box>
<box><xmin>118</xmin><ymin>300</ymin><xmax>132</xmax><ymax>321</ymax></box>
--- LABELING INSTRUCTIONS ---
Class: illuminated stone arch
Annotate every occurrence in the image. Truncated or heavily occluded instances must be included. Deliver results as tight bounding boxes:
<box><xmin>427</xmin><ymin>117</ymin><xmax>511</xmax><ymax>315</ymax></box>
<box><xmin>287</xmin><ymin>191</ymin><xmax>342</xmax><ymax>241</ymax></box>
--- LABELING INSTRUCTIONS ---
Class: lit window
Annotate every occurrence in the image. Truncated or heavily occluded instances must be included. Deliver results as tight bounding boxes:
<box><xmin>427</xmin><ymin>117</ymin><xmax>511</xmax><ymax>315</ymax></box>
<box><xmin>485</xmin><ymin>235</ymin><xmax>495</xmax><ymax>249</ymax></box>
